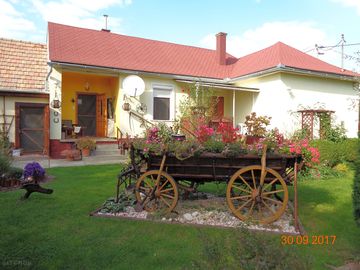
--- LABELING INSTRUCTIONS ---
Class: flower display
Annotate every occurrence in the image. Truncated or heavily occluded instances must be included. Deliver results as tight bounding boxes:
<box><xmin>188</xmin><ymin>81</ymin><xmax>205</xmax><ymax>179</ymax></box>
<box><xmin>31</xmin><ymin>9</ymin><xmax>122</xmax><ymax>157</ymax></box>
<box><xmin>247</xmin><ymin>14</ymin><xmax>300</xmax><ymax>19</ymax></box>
<box><xmin>195</xmin><ymin>125</ymin><xmax>214</xmax><ymax>143</ymax></box>
<box><xmin>23</xmin><ymin>162</ymin><xmax>45</xmax><ymax>180</ymax></box>
<box><xmin>217</xmin><ymin>122</ymin><xmax>239</xmax><ymax>143</ymax></box>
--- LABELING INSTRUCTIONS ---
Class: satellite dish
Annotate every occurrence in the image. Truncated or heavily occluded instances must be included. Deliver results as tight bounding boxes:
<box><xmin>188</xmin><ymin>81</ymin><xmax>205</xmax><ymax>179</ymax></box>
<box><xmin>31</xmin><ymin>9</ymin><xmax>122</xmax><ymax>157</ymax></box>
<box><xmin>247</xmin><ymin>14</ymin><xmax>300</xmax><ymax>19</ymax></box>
<box><xmin>122</xmin><ymin>75</ymin><xmax>145</xmax><ymax>97</ymax></box>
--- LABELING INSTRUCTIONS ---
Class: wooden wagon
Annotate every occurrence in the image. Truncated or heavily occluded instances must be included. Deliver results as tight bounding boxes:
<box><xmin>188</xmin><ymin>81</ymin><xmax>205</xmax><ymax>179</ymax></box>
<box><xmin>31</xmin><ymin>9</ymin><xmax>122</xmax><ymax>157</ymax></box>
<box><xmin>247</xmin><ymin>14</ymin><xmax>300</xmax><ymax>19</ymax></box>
<box><xmin>117</xmin><ymin>145</ymin><xmax>301</xmax><ymax>224</ymax></box>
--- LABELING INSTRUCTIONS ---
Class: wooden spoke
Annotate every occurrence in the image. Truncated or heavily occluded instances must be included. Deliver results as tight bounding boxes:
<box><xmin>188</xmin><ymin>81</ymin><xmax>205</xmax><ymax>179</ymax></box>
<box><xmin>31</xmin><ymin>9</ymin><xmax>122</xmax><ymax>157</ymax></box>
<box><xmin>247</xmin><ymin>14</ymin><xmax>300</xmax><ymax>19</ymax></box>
<box><xmin>231</xmin><ymin>184</ymin><xmax>252</xmax><ymax>194</ymax></box>
<box><xmin>160</xmin><ymin>197</ymin><xmax>171</xmax><ymax>208</ymax></box>
<box><xmin>262</xmin><ymin>189</ymin><xmax>284</xmax><ymax>196</ymax></box>
<box><xmin>135</xmin><ymin>170</ymin><xmax>178</xmax><ymax>213</ymax></box>
<box><xmin>263</xmin><ymin>196</ymin><xmax>283</xmax><ymax>205</ymax></box>
<box><xmin>251</xmin><ymin>170</ymin><xmax>256</xmax><ymax>188</ymax></box>
<box><xmin>227</xmin><ymin>165</ymin><xmax>288</xmax><ymax>224</ymax></box>
<box><xmin>235</xmin><ymin>199</ymin><xmax>252</xmax><ymax>213</ymax></box>
<box><xmin>160</xmin><ymin>187</ymin><xmax>174</xmax><ymax>193</ymax></box>
<box><xmin>238</xmin><ymin>175</ymin><xmax>253</xmax><ymax>191</ymax></box>
<box><xmin>161</xmin><ymin>193</ymin><xmax>175</xmax><ymax>200</ymax></box>
<box><xmin>247</xmin><ymin>201</ymin><xmax>256</xmax><ymax>218</ymax></box>
<box><xmin>262</xmin><ymin>199</ymin><xmax>276</xmax><ymax>214</ymax></box>
<box><xmin>230</xmin><ymin>194</ymin><xmax>252</xmax><ymax>200</ymax></box>
<box><xmin>158</xmin><ymin>180</ymin><xmax>169</xmax><ymax>190</ymax></box>
<box><xmin>262</xmin><ymin>177</ymin><xmax>279</xmax><ymax>191</ymax></box>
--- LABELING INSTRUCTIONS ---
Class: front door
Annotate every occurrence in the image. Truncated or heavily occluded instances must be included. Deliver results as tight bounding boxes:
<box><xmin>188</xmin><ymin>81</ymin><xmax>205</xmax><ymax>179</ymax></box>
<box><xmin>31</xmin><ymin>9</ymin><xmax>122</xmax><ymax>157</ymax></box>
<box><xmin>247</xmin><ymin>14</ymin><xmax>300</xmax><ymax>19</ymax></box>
<box><xmin>16</xmin><ymin>103</ymin><xmax>49</xmax><ymax>154</ymax></box>
<box><xmin>96</xmin><ymin>94</ymin><xmax>107</xmax><ymax>137</ymax></box>
<box><xmin>77</xmin><ymin>94</ymin><xmax>97</xmax><ymax>136</ymax></box>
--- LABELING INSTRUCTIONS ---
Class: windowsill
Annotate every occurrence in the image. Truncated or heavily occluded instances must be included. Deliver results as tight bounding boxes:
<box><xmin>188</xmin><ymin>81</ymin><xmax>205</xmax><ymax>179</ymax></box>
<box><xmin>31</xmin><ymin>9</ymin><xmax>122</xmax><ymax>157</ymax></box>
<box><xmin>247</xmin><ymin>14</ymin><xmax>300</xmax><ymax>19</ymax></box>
<box><xmin>152</xmin><ymin>119</ymin><xmax>175</xmax><ymax>123</ymax></box>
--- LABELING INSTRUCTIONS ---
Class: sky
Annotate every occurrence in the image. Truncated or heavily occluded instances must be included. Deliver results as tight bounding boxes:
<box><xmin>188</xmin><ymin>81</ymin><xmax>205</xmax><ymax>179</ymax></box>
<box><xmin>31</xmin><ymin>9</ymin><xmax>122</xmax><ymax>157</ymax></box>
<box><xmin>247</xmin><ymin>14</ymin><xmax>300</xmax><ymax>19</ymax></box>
<box><xmin>1</xmin><ymin>0</ymin><xmax>360</xmax><ymax>72</ymax></box>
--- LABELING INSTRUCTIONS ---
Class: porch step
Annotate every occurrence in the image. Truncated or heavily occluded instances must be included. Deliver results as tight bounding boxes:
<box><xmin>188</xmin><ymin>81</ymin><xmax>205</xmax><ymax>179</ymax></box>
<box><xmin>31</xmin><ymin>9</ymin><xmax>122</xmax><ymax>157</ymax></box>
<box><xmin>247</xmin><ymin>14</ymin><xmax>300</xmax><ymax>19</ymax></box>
<box><xmin>84</xmin><ymin>154</ymin><xmax>127</xmax><ymax>163</ymax></box>
<box><xmin>94</xmin><ymin>143</ymin><xmax>121</xmax><ymax>156</ymax></box>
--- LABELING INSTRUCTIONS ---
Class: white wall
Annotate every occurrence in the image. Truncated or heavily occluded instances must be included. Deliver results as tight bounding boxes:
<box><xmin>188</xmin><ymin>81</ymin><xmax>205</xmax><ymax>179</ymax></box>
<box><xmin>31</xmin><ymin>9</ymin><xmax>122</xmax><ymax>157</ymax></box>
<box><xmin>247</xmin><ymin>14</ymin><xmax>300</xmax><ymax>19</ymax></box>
<box><xmin>117</xmin><ymin>74</ymin><xmax>187</xmax><ymax>137</ymax></box>
<box><xmin>235</xmin><ymin>73</ymin><xmax>358</xmax><ymax>137</ymax></box>
<box><xmin>48</xmin><ymin>67</ymin><xmax>62</xmax><ymax>140</ymax></box>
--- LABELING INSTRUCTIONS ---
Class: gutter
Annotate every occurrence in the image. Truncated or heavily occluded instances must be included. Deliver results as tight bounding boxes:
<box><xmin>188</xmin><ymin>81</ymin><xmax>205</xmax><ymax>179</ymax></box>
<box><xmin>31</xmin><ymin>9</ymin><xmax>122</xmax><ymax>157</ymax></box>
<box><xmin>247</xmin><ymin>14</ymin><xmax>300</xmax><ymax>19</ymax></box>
<box><xmin>48</xmin><ymin>61</ymin><xmax>227</xmax><ymax>84</ymax></box>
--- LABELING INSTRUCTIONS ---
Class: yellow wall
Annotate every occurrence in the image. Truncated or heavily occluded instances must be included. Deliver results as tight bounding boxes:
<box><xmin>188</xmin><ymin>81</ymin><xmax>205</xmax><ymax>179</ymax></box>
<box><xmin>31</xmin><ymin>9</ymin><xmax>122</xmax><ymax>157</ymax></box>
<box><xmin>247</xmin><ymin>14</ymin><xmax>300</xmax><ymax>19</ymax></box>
<box><xmin>61</xmin><ymin>72</ymin><xmax>118</xmax><ymax>123</ymax></box>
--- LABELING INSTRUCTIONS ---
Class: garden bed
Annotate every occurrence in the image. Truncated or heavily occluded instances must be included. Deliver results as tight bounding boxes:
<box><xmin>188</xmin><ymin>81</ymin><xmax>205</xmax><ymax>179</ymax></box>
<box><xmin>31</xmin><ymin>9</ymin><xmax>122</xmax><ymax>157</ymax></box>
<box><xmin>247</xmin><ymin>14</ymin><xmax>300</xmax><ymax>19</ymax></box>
<box><xmin>91</xmin><ymin>193</ymin><xmax>303</xmax><ymax>234</ymax></box>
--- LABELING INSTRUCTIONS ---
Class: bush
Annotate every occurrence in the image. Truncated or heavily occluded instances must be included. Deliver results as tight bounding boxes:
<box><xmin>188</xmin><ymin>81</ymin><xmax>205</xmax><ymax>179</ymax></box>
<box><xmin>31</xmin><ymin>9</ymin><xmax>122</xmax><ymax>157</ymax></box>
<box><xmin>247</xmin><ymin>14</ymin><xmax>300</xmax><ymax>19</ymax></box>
<box><xmin>7</xmin><ymin>167</ymin><xmax>23</xmax><ymax>180</ymax></box>
<box><xmin>0</xmin><ymin>154</ymin><xmax>11</xmax><ymax>175</ymax></box>
<box><xmin>353</xmin><ymin>138</ymin><xmax>360</xmax><ymax>226</ymax></box>
<box><xmin>203</xmin><ymin>139</ymin><xmax>225</xmax><ymax>153</ymax></box>
<box><xmin>310</xmin><ymin>139</ymin><xmax>358</xmax><ymax>167</ymax></box>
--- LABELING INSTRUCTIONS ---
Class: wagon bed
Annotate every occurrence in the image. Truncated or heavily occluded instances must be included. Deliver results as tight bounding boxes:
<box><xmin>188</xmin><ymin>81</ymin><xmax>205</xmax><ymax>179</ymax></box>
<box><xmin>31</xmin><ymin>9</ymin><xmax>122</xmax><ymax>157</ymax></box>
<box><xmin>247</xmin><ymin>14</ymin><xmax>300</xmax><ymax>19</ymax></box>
<box><xmin>117</xmin><ymin>146</ymin><xmax>302</xmax><ymax>225</ymax></box>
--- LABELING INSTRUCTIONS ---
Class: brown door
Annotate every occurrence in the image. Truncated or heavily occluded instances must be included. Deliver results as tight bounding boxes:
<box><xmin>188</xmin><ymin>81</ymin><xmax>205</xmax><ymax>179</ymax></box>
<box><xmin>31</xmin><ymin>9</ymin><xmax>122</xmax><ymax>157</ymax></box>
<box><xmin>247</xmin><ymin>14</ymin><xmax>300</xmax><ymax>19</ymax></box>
<box><xmin>77</xmin><ymin>94</ymin><xmax>97</xmax><ymax>136</ymax></box>
<box><xmin>212</xmin><ymin>96</ymin><xmax>224</xmax><ymax>118</ymax></box>
<box><xmin>15</xmin><ymin>103</ymin><xmax>49</xmax><ymax>154</ymax></box>
<box><xmin>96</xmin><ymin>94</ymin><xmax>107</xmax><ymax>137</ymax></box>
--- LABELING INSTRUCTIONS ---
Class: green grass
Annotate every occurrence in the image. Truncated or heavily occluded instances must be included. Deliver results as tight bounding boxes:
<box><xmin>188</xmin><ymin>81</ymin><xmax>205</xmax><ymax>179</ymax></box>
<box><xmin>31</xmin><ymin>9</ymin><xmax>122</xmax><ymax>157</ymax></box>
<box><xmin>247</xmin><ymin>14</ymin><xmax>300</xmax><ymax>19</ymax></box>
<box><xmin>0</xmin><ymin>165</ymin><xmax>359</xmax><ymax>269</ymax></box>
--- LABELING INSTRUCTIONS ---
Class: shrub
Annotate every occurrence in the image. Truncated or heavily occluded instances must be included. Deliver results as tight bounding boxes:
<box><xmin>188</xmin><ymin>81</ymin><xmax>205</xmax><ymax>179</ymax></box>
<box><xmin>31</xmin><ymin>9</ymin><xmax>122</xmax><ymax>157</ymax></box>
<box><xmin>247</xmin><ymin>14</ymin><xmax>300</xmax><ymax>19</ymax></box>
<box><xmin>7</xmin><ymin>167</ymin><xmax>23</xmax><ymax>180</ymax></box>
<box><xmin>0</xmin><ymin>153</ymin><xmax>11</xmax><ymax>175</ymax></box>
<box><xmin>311</xmin><ymin>139</ymin><xmax>358</xmax><ymax>167</ymax></box>
<box><xmin>203</xmin><ymin>139</ymin><xmax>225</xmax><ymax>153</ymax></box>
<box><xmin>353</xmin><ymin>138</ymin><xmax>360</xmax><ymax>226</ymax></box>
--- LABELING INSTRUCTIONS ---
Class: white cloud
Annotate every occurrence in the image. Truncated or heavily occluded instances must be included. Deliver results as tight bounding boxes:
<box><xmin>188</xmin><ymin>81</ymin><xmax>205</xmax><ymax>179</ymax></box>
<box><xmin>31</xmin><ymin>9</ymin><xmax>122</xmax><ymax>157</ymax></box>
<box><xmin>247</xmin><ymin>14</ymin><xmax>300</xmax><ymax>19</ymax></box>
<box><xmin>0</xmin><ymin>0</ymin><xmax>36</xmax><ymax>40</ymax></box>
<box><xmin>31</xmin><ymin>0</ymin><xmax>130</xmax><ymax>32</ymax></box>
<box><xmin>199</xmin><ymin>21</ymin><xmax>351</xmax><ymax>69</ymax></box>
<box><xmin>331</xmin><ymin>0</ymin><xmax>360</xmax><ymax>15</ymax></box>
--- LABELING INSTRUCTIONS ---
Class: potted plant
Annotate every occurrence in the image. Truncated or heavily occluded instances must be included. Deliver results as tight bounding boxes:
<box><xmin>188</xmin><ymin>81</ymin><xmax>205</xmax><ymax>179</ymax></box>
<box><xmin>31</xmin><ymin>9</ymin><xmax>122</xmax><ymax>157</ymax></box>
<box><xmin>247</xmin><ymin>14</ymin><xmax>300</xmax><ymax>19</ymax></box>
<box><xmin>75</xmin><ymin>137</ymin><xmax>96</xmax><ymax>157</ymax></box>
<box><xmin>23</xmin><ymin>162</ymin><xmax>45</xmax><ymax>183</ymax></box>
<box><xmin>244</xmin><ymin>112</ymin><xmax>271</xmax><ymax>144</ymax></box>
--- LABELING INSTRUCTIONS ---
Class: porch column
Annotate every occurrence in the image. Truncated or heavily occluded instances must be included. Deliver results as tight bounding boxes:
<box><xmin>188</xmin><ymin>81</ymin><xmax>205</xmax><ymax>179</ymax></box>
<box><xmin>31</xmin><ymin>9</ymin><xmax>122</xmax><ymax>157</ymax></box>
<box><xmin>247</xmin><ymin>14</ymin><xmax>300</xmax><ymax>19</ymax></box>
<box><xmin>232</xmin><ymin>90</ymin><xmax>236</xmax><ymax>127</ymax></box>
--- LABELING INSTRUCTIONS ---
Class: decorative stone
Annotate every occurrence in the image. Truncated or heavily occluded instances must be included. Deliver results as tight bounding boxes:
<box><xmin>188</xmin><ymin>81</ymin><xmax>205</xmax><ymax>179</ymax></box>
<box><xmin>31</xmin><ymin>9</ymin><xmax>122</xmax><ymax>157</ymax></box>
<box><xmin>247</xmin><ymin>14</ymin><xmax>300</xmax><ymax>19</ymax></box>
<box><xmin>183</xmin><ymin>213</ymin><xmax>193</xmax><ymax>221</ymax></box>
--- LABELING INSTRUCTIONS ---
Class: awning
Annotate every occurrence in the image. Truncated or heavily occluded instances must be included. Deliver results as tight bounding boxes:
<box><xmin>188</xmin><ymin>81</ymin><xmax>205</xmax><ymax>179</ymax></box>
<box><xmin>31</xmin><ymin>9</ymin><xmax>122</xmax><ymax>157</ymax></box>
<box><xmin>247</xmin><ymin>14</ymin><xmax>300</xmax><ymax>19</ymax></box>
<box><xmin>175</xmin><ymin>80</ymin><xmax>260</xmax><ymax>93</ymax></box>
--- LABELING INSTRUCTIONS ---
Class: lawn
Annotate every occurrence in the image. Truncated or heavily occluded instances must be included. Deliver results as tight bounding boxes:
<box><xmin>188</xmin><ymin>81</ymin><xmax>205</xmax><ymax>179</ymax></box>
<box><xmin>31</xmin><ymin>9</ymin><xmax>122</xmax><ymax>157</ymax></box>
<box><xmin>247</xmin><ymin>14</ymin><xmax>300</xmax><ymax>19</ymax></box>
<box><xmin>0</xmin><ymin>164</ymin><xmax>359</xmax><ymax>269</ymax></box>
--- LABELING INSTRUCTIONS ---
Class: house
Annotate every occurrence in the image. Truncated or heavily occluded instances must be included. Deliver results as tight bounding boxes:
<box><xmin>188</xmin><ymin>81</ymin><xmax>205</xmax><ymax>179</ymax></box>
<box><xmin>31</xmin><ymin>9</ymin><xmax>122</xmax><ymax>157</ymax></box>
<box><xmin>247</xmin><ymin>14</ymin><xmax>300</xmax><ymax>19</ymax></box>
<box><xmin>0</xmin><ymin>38</ymin><xmax>49</xmax><ymax>155</ymax></box>
<box><xmin>47</xmin><ymin>22</ymin><xmax>359</xmax><ymax>158</ymax></box>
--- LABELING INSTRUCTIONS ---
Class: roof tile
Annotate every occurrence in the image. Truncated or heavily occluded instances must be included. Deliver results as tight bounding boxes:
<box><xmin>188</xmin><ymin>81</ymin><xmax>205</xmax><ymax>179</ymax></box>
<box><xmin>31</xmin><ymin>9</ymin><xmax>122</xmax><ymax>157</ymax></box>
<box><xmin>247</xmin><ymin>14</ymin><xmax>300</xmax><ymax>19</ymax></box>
<box><xmin>0</xmin><ymin>38</ymin><xmax>47</xmax><ymax>91</ymax></box>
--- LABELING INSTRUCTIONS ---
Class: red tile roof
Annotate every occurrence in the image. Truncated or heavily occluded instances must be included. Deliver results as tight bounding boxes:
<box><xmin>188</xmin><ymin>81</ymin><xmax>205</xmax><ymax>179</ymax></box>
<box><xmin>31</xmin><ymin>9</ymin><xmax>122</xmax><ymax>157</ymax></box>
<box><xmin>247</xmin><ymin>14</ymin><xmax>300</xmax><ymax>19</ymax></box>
<box><xmin>48</xmin><ymin>22</ymin><xmax>357</xmax><ymax>80</ymax></box>
<box><xmin>0</xmin><ymin>38</ymin><xmax>47</xmax><ymax>91</ymax></box>
<box><xmin>230</xmin><ymin>41</ymin><xmax>357</xmax><ymax>78</ymax></box>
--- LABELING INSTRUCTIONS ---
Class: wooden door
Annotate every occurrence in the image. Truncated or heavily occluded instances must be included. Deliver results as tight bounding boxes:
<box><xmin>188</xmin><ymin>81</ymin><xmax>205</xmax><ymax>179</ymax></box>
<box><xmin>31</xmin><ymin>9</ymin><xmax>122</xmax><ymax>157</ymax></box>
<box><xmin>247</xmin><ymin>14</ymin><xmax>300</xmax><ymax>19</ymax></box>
<box><xmin>212</xmin><ymin>96</ymin><xmax>224</xmax><ymax>119</ymax></box>
<box><xmin>15</xmin><ymin>103</ymin><xmax>49</xmax><ymax>154</ymax></box>
<box><xmin>77</xmin><ymin>94</ymin><xmax>96</xmax><ymax>136</ymax></box>
<box><xmin>96</xmin><ymin>94</ymin><xmax>107</xmax><ymax>137</ymax></box>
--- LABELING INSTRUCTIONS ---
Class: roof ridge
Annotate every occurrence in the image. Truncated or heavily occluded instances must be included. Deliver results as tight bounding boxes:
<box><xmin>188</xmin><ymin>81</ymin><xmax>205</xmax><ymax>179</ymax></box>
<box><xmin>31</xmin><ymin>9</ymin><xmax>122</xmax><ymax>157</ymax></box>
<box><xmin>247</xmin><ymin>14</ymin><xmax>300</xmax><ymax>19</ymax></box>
<box><xmin>0</xmin><ymin>37</ymin><xmax>46</xmax><ymax>47</ymax></box>
<box><xmin>48</xmin><ymin>22</ymin><xmax>236</xmax><ymax>59</ymax></box>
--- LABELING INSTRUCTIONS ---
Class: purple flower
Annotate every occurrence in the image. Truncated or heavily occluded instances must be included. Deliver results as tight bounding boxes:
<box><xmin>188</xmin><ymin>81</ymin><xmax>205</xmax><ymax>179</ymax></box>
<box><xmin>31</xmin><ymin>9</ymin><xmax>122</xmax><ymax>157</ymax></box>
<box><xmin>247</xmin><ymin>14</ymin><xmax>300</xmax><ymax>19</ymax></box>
<box><xmin>23</xmin><ymin>162</ymin><xmax>45</xmax><ymax>179</ymax></box>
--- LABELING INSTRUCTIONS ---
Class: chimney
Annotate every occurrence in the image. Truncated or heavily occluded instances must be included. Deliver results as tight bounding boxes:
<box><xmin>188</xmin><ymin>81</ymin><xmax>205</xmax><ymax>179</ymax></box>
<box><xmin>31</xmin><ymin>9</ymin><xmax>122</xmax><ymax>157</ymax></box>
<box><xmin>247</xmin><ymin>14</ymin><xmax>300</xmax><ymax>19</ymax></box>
<box><xmin>216</xmin><ymin>32</ymin><xmax>227</xmax><ymax>65</ymax></box>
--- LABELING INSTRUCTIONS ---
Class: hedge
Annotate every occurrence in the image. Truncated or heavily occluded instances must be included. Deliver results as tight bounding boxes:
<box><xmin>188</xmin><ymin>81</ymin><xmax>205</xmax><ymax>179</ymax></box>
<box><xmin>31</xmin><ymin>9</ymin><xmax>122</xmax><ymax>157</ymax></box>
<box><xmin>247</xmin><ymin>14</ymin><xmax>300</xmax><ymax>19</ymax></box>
<box><xmin>310</xmin><ymin>138</ymin><xmax>358</xmax><ymax>167</ymax></box>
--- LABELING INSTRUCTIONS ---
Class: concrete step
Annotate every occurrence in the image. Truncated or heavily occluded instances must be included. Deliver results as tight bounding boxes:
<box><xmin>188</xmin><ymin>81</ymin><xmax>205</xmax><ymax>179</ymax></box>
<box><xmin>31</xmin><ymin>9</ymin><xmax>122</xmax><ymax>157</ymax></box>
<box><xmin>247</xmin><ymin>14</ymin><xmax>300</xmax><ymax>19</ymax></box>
<box><xmin>85</xmin><ymin>154</ymin><xmax>127</xmax><ymax>163</ymax></box>
<box><xmin>95</xmin><ymin>144</ymin><xmax>119</xmax><ymax>151</ymax></box>
<box><xmin>93</xmin><ymin>149</ymin><xmax>121</xmax><ymax>156</ymax></box>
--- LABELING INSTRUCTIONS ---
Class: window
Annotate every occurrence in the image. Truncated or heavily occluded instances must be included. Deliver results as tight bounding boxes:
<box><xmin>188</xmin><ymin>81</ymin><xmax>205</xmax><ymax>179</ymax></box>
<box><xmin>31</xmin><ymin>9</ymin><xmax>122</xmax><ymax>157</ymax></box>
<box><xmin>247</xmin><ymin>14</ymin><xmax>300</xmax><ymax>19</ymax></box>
<box><xmin>154</xmin><ymin>97</ymin><xmax>170</xmax><ymax>120</ymax></box>
<box><xmin>153</xmin><ymin>85</ymin><xmax>174</xmax><ymax>120</ymax></box>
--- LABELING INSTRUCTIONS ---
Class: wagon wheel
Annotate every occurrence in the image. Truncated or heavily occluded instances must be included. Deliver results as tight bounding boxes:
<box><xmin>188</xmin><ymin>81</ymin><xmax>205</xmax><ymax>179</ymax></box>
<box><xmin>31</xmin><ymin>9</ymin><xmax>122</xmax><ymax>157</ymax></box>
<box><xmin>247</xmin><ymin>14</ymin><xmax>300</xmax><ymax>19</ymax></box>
<box><xmin>135</xmin><ymin>170</ymin><xmax>179</xmax><ymax>213</ymax></box>
<box><xmin>226</xmin><ymin>165</ymin><xmax>288</xmax><ymax>224</ymax></box>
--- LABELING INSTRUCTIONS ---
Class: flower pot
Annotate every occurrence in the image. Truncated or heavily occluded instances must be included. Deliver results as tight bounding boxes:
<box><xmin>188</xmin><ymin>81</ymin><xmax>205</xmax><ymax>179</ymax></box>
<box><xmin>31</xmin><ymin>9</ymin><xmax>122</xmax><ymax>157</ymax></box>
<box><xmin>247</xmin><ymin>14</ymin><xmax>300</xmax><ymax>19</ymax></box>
<box><xmin>82</xmin><ymin>148</ymin><xmax>90</xmax><ymax>157</ymax></box>
<box><xmin>172</xmin><ymin>134</ymin><xmax>186</xmax><ymax>141</ymax></box>
<box><xmin>122</xmin><ymin>102</ymin><xmax>131</xmax><ymax>111</ymax></box>
<box><xmin>245</xmin><ymin>135</ymin><xmax>263</xmax><ymax>145</ymax></box>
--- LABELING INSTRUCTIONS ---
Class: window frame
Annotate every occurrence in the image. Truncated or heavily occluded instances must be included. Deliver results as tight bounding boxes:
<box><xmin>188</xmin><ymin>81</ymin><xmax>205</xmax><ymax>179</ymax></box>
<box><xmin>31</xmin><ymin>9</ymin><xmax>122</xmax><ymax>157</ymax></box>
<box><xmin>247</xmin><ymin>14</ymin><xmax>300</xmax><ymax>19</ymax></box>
<box><xmin>152</xmin><ymin>83</ymin><xmax>175</xmax><ymax>121</ymax></box>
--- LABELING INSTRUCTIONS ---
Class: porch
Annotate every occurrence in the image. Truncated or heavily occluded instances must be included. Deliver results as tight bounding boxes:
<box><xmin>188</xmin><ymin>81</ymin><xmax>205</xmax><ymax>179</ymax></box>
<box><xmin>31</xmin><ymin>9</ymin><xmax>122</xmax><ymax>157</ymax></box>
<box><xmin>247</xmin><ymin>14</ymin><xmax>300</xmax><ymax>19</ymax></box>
<box><xmin>61</xmin><ymin>71</ymin><xmax>119</xmax><ymax>138</ymax></box>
